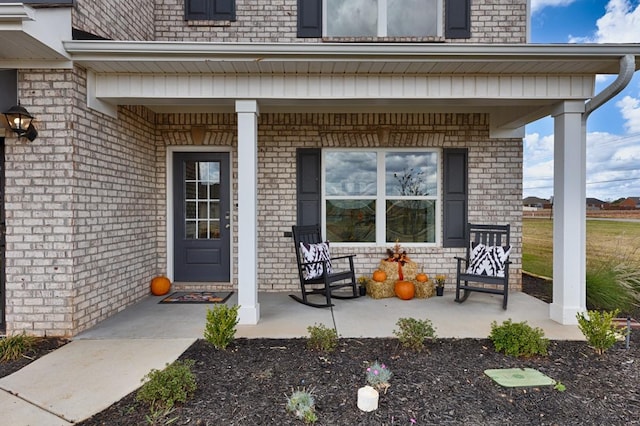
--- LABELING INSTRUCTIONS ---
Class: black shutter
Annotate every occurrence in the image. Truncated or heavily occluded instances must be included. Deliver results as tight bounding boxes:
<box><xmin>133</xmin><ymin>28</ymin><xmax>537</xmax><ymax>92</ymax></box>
<box><xmin>443</xmin><ymin>148</ymin><xmax>468</xmax><ymax>247</ymax></box>
<box><xmin>185</xmin><ymin>0</ymin><xmax>209</xmax><ymax>20</ymax></box>
<box><xmin>212</xmin><ymin>0</ymin><xmax>236</xmax><ymax>20</ymax></box>
<box><xmin>297</xmin><ymin>0</ymin><xmax>322</xmax><ymax>38</ymax></box>
<box><xmin>0</xmin><ymin>70</ymin><xmax>17</xmax><ymax>115</ymax></box>
<box><xmin>445</xmin><ymin>0</ymin><xmax>471</xmax><ymax>39</ymax></box>
<box><xmin>185</xmin><ymin>0</ymin><xmax>235</xmax><ymax>21</ymax></box>
<box><xmin>296</xmin><ymin>148</ymin><xmax>321</xmax><ymax>226</ymax></box>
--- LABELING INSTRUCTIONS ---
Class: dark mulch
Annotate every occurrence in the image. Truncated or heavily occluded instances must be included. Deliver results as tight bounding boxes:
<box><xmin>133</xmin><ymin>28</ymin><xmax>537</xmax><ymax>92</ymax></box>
<box><xmin>4</xmin><ymin>276</ymin><xmax>640</xmax><ymax>425</ymax></box>
<box><xmin>78</xmin><ymin>275</ymin><xmax>640</xmax><ymax>426</ymax></box>
<box><xmin>79</xmin><ymin>336</ymin><xmax>640</xmax><ymax>426</ymax></box>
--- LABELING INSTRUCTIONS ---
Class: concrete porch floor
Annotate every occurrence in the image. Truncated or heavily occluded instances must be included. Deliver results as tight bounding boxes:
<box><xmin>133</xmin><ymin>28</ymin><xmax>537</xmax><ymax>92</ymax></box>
<box><xmin>76</xmin><ymin>290</ymin><xmax>583</xmax><ymax>341</ymax></box>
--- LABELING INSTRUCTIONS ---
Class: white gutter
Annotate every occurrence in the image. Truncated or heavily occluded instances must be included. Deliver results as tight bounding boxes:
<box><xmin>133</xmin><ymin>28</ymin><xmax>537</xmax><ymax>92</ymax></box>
<box><xmin>62</xmin><ymin>41</ymin><xmax>640</xmax><ymax>60</ymax></box>
<box><xmin>0</xmin><ymin>4</ymin><xmax>35</xmax><ymax>21</ymax></box>
<box><xmin>585</xmin><ymin>54</ymin><xmax>636</xmax><ymax>116</ymax></box>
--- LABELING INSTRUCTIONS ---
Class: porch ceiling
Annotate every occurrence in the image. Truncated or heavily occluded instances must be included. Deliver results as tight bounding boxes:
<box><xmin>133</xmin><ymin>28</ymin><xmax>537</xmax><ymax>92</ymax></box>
<box><xmin>67</xmin><ymin>41</ymin><xmax>640</xmax><ymax>125</ymax></box>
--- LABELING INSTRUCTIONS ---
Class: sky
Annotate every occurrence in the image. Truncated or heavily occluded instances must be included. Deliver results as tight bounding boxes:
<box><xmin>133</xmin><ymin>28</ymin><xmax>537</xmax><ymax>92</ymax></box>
<box><xmin>524</xmin><ymin>0</ymin><xmax>640</xmax><ymax>201</ymax></box>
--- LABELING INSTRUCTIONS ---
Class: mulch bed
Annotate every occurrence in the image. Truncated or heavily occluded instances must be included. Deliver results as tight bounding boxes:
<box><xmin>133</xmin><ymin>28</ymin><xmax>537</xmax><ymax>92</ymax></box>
<box><xmin>3</xmin><ymin>276</ymin><xmax>640</xmax><ymax>425</ymax></box>
<box><xmin>79</xmin><ymin>335</ymin><xmax>640</xmax><ymax>425</ymax></box>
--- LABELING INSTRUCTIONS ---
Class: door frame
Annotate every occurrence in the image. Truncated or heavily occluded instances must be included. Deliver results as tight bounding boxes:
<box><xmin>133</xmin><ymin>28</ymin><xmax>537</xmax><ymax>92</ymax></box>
<box><xmin>166</xmin><ymin>146</ymin><xmax>234</xmax><ymax>282</ymax></box>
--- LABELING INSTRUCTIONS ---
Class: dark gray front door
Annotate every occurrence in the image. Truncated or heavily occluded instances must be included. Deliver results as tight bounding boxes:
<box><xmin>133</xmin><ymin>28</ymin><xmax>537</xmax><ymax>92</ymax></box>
<box><xmin>173</xmin><ymin>152</ymin><xmax>230</xmax><ymax>282</ymax></box>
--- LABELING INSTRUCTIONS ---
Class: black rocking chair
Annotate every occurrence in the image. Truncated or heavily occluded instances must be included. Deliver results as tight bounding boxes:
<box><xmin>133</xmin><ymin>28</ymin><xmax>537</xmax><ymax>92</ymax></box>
<box><xmin>455</xmin><ymin>223</ymin><xmax>511</xmax><ymax>310</ymax></box>
<box><xmin>291</xmin><ymin>224</ymin><xmax>359</xmax><ymax>308</ymax></box>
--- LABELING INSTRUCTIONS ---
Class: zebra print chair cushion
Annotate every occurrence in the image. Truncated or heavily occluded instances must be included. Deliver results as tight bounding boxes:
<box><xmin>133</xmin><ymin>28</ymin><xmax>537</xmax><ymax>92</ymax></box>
<box><xmin>466</xmin><ymin>243</ymin><xmax>511</xmax><ymax>277</ymax></box>
<box><xmin>300</xmin><ymin>241</ymin><xmax>333</xmax><ymax>280</ymax></box>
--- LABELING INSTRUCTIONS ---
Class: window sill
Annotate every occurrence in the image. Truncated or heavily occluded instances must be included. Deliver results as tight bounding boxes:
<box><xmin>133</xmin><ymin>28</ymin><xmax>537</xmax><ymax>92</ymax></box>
<box><xmin>186</xmin><ymin>20</ymin><xmax>233</xmax><ymax>27</ymax></box>
<box><xmin>322</xmin><ymin>36</ymin><xmax>445</xmax><ymax>43</ymax></box>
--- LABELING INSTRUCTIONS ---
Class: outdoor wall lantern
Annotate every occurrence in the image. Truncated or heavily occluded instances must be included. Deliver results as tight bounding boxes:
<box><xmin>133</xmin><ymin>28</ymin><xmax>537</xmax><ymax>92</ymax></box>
<box><xmin>2</xmin><ymin>104</ymin><xmax>38</xmax><ymax>141</ymax></box>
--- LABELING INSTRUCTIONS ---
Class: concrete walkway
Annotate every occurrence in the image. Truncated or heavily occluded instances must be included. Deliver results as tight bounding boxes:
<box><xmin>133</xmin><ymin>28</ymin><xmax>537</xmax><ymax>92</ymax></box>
<box><xmin>0</xmin><ymin>291</ymin><xmax>583</xmax><ymax>424</ymax></box>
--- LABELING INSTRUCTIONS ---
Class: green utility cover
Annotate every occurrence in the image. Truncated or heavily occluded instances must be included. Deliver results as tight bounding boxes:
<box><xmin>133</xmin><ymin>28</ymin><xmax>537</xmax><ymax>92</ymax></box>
<box><xmin>484</xmin><ymin>368</ymin><xmax>556</xmax><ymax>388</ymax></box>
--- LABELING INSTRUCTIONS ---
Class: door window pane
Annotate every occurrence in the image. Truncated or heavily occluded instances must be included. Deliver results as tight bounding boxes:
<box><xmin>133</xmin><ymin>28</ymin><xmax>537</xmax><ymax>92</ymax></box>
<box><xmin>184</xmin><ymin>160</ymin><xmax>222</xmax><ymax>240</ymax></box>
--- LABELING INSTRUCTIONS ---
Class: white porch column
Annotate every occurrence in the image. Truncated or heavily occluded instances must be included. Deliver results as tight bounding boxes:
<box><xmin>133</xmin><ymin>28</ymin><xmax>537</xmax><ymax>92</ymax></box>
<box><xmin>549</xmin><ymin>101</ymin><xmax>587</xmax><ymax>325</ymax></box>
<box><xmin>236</xmin><ymin>100</ymin><xmax>260</xmax><ymax>324</ymax></box>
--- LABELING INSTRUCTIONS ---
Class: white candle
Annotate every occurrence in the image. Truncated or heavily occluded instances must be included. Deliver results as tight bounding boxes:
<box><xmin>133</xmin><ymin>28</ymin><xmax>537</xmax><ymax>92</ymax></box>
<box><xmin>357</xmin><ymin>385</ymin><xmax>379</xmax><ymax>412</ymax></box>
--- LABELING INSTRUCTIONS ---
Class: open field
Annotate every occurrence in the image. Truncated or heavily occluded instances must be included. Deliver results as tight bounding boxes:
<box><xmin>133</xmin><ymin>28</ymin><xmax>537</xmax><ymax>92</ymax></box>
<box><xmin>523</xmin><ymin>217</ymin><xmax>640</xmax><ymax>278</ymax></box>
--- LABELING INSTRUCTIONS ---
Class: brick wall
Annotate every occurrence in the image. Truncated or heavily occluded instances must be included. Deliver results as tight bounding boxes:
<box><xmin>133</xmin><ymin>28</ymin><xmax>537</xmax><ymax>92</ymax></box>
<box><xmin>157</xmin><ymin>112</ymin><xmax>522</xmax><ymax>294</ymax></box>
<box><xmin>4</xmin><ymin>69</ymin><xmax>76</xmax><ymax>336</ymax></box>
<box><xmin>4</xmin><ymin>68</ymin><xmax>160</xmax><ymax>336</ymax></box>
<box><xmin>154</xmin><ymin>0</ymin><xmax>527</xmax><ymax>43</ymax></box>
<box><xmin>73</xmin><ymin>0</ymin><xmax>155</xmax><ymax>41</ymax></box>
<box><xmin>5</xmin><ymin>103</ymin><xmax>521</xmax><ymax>336</ymax></box>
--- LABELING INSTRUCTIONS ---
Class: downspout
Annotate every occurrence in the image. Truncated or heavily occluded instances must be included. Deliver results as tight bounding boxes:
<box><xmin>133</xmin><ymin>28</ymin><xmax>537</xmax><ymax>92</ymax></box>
<box><xmin>584</xmin><ymin>54</ymin><xmax>636</xmax><ymax>117</ymax></box>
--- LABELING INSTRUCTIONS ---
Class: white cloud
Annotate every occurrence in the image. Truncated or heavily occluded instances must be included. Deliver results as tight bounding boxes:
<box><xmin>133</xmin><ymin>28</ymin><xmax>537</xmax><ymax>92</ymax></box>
<box><xmin>530</xmin><ymin>0</ymin><xmax>576</xmax><ymax>14</ymax></box>
<box><xmin>617</xmin><ymin>95</ymin><xmax>640</xmax><ymax>133</ymax></box>
<box><xmin>569</xmin><ymin>0</ymin><xmax>640</xmax><ymax>43</ymax></box>
<box><xmin>524</xmin><ymin>128</ymin><xmax>640</xmax><ymax>201</ymax></box>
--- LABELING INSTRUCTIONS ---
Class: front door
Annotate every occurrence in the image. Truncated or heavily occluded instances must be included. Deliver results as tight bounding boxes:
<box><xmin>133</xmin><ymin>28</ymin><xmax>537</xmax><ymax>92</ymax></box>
<box><xmin>173</xmin><ymin>152</ymin><xmax>231</xmax><ymax>282</ymax></box>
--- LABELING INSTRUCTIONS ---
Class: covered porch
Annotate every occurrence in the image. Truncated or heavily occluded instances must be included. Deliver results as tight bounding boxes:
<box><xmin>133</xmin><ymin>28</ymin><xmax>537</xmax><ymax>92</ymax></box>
<box><xmin>76</xmin><ymin>291</ymin><xmax>583</xmax><ymax>341</ymax></box>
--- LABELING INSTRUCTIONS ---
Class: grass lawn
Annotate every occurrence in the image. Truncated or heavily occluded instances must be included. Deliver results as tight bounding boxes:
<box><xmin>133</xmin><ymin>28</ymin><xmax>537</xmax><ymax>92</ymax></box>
<box><xmin>523</xmin><ymin>218</ymin><xmax>640</xmax><ymax>278</ymax></box>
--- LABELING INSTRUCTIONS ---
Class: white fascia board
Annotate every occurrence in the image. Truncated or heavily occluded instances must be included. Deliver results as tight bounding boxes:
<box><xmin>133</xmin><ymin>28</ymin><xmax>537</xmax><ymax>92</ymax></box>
<box><xmin>21</xmin><ymin>7</ymin><xmax>71</xmax><ymax>59</ymax></box>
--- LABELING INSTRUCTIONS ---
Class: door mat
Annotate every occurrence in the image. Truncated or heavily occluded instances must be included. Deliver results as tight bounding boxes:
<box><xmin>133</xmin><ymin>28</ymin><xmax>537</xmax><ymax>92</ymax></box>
<box><xmin>159</xmin><ymin>291</ymin><xmax>233</xmax><ymax>304</ymax></box>
<box><xmin>484</xmin><ymin>368</ymin><xmax>556</xmax><ymax>388</ymax></box>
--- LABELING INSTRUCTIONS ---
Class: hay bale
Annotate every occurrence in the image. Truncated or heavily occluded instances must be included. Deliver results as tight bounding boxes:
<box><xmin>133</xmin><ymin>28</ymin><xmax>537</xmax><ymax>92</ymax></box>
<box><xmin>365</xmin><ymin>279</ymin><xmax>395</xmax><ymax>299</ymax></box>
<box><xmin>415</xmin><ymin>281</ymin><xmax>435</xmax><ymax>299</ymax></box>
<box><xmin>377</xmin><ymin>260</ymin><xmax>418</xmax><ymax>281</ymax></box>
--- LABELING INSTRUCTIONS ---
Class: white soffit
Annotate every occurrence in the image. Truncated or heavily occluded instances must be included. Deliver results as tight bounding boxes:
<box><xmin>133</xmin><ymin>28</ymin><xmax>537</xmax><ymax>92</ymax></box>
<box><xmin>64</xmin><ymin>41</ymin><xmax>640</xmax><ymax>75</ymax></box>
<box><xmin>0</xmin><ymin>4</ymin><xmax>72</xmax><ymax>68</ymax></box>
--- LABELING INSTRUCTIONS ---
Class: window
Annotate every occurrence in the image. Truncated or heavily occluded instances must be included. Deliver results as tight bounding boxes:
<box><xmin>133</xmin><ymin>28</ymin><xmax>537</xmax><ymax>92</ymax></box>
<box><xmin>325</xmin><ymin>0</ymin><xmax>439</xmax><ymax>37</ymax></box>
<box><xmin>323</xmin><ymin>150</ymin><xmax>439</xmax><ymax>244</ymax></box>
<box><xmin>185</xmin><ymin>0</ymin><xmax>235</xmax><ymax>21</ymax></box>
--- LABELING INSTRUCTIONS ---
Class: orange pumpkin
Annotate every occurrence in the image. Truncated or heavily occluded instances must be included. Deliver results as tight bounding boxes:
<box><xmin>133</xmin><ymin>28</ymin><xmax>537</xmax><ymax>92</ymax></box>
<box><xmin>150</xmin><ymin>276</ymin><xmax>171</xmax><ymax>296</ymax></box>
<box><xmin>416</xmin><ymin>273</ymin><xmax>429</xmax><ymax>283</ymax></box>
<box><xmin>394</xmin><ymin>280</ymin><xmax>415</xmax><ymax>300</ymax></box>
<box><xmin>372</xmin><ymin>270</ymin><xmax>387</xmax><ymax>282</ymax></box>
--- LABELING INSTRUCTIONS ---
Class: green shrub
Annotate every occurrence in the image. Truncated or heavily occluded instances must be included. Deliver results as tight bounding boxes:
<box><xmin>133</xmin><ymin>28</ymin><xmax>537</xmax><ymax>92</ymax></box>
<box><xmin>576</xmin><ymin>309</ymin><xmax>628</xmax><ymax>355</ymax></box>
<box><xmin>393</xmin><ymin>317</ymin><xmax>437</xmax><ymax>352</ymax></box>
<box><xmin>0</xmin><ymin>332</ymin><xmax>37</xmax><ymax>362</ymax></box>
<box><xmin>286</xmin><ymin>388</ymin><xmax>317</xmax><ymax>424</ymax></box>
<box><xmin>489</xmin><ymin>319</ymin><xmax>549</xmax><ymax>357</ymax></box>
<box><xmin>136</xmin><ymin>360</ymin><xmax>197</xmax><ymax>411</ymax></box>
<box><xmin>204</xmin><ymin>304</ymin><xmax>240</xmax><ymax>350</ymax></box>
<box><xmin>306</xmin><ymin>323</ymin><xmax>338</xmax><ymax>352</ymax></box>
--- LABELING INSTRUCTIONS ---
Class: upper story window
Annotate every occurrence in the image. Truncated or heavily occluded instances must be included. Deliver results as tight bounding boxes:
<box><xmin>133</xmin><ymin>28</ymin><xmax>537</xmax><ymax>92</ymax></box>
<box><xmin>298</xmin><ymin>0</ymin><xmax>469</xmax><ymax>39</ymax></box>
<box><xmin>185</xmin><ymin>0</ymin><xmax>236</xmax><ymax>21</ymax></box>
<box><xmin>325</xmin><ymin>0</ymin><xmax>439</xmax><ymax>37</ymax></box>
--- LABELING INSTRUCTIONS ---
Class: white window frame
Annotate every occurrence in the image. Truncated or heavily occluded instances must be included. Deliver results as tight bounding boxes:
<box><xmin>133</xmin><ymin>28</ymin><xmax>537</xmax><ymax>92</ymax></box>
<box><xmin>321</xmin><ymin>148</ymin><xmax>441</xmax><ymax>247</ymax></box>
<box><xmin>322</xmin><ymin>0</ymin><xmax>443</xmax><ymax>38</ymax></box>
